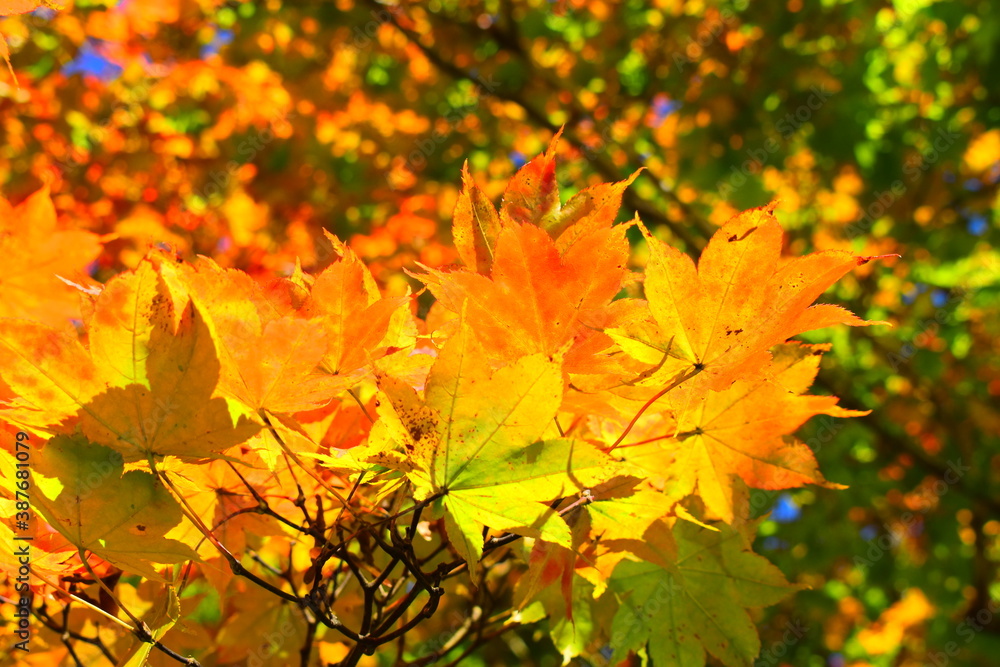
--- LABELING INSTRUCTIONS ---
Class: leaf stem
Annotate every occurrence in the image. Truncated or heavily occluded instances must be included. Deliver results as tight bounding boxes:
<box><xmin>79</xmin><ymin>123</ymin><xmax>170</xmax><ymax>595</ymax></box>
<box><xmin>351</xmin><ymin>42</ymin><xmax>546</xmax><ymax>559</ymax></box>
<box><xmin>608</xmin><ymin>365</ymin><xmax>701</xmax><ymax>451</ymax></box>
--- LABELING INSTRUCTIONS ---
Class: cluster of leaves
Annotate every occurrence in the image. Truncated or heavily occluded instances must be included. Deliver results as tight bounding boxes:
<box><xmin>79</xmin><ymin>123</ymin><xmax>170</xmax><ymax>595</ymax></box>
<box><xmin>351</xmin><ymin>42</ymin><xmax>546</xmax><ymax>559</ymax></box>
<box><xmin>1</xmin><ymin>135</ymin><xmax>889</xmax><ymax>666</ymax></box>
<box><xmin>1</xmin><ymin>0</ymin><xmax>998</xmax><ymax>664</ymax></box>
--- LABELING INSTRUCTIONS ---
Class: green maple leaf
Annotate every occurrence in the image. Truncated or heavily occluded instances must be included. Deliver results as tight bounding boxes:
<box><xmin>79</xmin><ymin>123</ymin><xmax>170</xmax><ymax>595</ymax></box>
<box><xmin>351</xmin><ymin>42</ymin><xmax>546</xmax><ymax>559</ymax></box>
<box><xmin>371</xmin><ymin>321</ymin><xmax>619</xmax><ymax>570</ymax></box>
<box><xmin>31</xmin><ymin>434</ymin><xmax>199</xmax><ymax>582</ymax></box>
<box><xmin>606</xmin><ymin>520</ymin><xmax>799</xmax><ymax>667</ymax></box>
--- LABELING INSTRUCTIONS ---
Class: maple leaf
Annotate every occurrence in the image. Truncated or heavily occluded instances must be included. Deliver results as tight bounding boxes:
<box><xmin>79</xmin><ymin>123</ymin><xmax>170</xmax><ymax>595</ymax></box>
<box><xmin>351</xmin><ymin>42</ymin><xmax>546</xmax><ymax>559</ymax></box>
<box><xmin>0</xmin><ymin>186</ymin><xmax>103</xmax><ymax>326</ymax></box>
<box><xmin>419</xmin><ymin>219</ymin><xmax>631</xmax><ymax>365</ymax></box>
<box><xmin>0</xmin><ymin>258</ymin><xmax>260</xmax><ymax>460</ymax></box>
<box><xmin>499</xmin><ymin>129</ymin><xmax>563</xmax><ymax>228</ymax></box>
<box><xmin>0</xmin><ymin>318</ymin><xmax>105</xmax><ymax>432</ymax></box>
<box><xmin>371</xmin><ymin>322</ymin><xmax>619</xmax><ymax>568</ymax></box>
<box><xmin>0</xmin><ymin>444</ymin><xmax>80</xmax><ymax>579</ymax></box>
<box><xmin>236</xmin><ymin>316</ymin><xmax>336</xmax><ymax>412</ymax></box>
<box><xmin>307</xmin><ymin>232</ymin><xmax>411</xmax><ymax>376</ymax></box>
<box><xmin>609</xmin><ymin>203</ymin><xmax>889</xmax><ymax>393</ymax></box>
<box><xmin>423</xmin><ymin>137</ymin><xmax>639</xmax><ymax>367</ymax></box>
<box><xmin>618</xmin><ymin>343</ymin><xmax>864</xmax><ymax>523</ymax></box>
<box><xmin>163</xmin><ymin>257</ymin><xmax>343</xmax><ymax>414</ymax></box>
<box><xmin>163</xmin><ymin>236</ymin><xmax>410</xmax><ymax>416</ymax></box>
<box><xmin>31</xmin><ymin>434</ymin><xmax>200</xmax><ymax>582</ymax></box>
<box><xmin>82</xmin><ymin>265</ymin><xmax>261</xmax><ymax>460</ymax></box>
<box><xmin>605</xmin><ymin>520</ymin><xmax>798</xmax><ymax>667</ymax></box>
<box><xmin>452</xmin><ymin>161</ymin><xmax>502</xmax><ymax>274</ymax></box>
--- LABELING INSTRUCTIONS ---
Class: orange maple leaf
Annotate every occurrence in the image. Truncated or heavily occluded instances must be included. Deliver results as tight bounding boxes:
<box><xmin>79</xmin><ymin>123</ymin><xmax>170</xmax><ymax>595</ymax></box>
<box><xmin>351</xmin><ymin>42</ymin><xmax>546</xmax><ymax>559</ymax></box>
<box><xmin>419</xmin><ymin>138</ymin><xmax>638</xmax><ymax>367</ymax></box>
<box><xmin>163</xmin><ymin>235</ymin><xmax>410</xmax><ymax>415</ymax></box>
<box><xmin>0</xmin><ymin>186</ymin><xmax>102</xmax><ymax>326</ymax></box>
<box><xmin>618</xmin><ymin>343</ymin><xmax>865</xmax><ymax>522</ymax></box>
<box><xmin>420</xmin><ymin>221</ymin><xmax>631</xmax><ymax>364</ymax></box>
<box><xmin>610</xmin><ymin>202</ymin><xmax>890</xmax><ymax>395</ymax></box>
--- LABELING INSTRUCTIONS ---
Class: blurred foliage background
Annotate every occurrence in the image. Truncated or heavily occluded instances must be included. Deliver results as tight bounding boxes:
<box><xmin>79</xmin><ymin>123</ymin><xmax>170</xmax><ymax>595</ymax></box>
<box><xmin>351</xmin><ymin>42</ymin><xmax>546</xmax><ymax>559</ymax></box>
<box><xmin>1</xmin><ymin>0</ymin><xmax>999</xmax><ymax>665</ymax></box>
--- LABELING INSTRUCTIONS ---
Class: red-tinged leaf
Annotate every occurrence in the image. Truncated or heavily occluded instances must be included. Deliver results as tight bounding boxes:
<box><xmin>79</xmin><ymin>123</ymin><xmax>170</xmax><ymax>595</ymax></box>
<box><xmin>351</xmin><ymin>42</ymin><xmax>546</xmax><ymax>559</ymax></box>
<box><xmin>306</xmin><ymin>240</ymin><xmax>410</xmax><ymax>375</ymax></box>
<box><xmin>162</xmin><ymin>247</ymin><xmax>406</xmax><ymax>414</ymax></box>
<box><xmin>419</xmin><ymin>221</ymin><xmax>630</xmax><ymax>364</ymax></box>
<box><xmin>515</xmin><ymin>539</ymin><xmax>576</xmax><ymax>613</ymax></box>
<box><xmin>370</xmin><ymin>322</ymin><xmax>619</xmax><ymax>572</ymax></box>
<box><xmin>552</xmin><ymin>170</ymin><xmax>641</xmax><ymax>245</ymax></box>
<box><xmin>500</xmin><ymin>128</ymin><xmax>563</xmax><ymax>227</ymax></box>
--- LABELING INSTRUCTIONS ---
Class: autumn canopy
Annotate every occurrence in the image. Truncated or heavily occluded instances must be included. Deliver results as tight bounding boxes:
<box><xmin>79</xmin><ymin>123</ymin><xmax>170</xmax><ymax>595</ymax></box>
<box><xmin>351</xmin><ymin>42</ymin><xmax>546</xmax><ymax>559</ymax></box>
<box><xmin>6</xmin><ymin>0</ymin><xmax>993</xmax><ymax>666</ymax></box>
<box><xmin>0</xmin><ymin>121</ymin><xmax>892</xmax><ymax>664</ymax></box>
